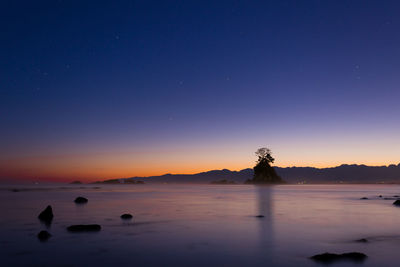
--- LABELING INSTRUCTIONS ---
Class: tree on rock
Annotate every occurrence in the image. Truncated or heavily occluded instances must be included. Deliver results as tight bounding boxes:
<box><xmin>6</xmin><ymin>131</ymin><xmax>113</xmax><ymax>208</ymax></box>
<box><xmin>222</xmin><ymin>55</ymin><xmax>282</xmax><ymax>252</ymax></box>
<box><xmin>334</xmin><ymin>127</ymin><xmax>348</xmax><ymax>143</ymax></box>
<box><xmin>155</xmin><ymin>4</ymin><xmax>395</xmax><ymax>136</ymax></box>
<box><xmin>247</xmin><ymin>148</ymin><xmax>284</xmax><ymax>184</ymax></box>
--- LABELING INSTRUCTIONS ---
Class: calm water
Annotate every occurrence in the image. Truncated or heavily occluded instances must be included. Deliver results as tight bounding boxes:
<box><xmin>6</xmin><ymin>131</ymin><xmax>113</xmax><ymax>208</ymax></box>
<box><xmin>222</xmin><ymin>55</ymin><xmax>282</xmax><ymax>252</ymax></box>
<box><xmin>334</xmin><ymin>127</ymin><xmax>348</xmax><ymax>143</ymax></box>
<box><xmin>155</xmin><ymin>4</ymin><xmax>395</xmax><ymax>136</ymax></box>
<box><xmin>1</xmin><ymin>184</ymin><xmax>400</xmax><ymax>267</ymax></box>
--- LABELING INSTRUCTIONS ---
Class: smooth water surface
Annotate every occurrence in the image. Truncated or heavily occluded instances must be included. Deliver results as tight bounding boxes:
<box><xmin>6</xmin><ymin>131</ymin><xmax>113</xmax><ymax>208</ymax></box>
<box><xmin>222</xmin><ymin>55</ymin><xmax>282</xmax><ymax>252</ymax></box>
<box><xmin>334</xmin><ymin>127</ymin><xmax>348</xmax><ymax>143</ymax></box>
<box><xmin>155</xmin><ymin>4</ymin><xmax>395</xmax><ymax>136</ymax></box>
<box><xmin>1</xmin><ymin>184</ymin><xmax>400</xmax><ymax>266</ymax></box>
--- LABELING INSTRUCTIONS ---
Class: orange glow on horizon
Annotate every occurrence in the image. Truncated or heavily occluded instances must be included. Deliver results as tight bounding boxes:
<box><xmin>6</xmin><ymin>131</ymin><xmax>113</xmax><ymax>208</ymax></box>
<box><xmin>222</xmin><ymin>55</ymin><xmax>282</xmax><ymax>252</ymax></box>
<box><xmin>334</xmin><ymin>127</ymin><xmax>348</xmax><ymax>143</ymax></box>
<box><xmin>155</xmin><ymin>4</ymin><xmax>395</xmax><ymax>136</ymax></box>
<box><xmin>1</xmin><ymin>138</ymin><xmax>399</xmax><ymax>182</ymax></box>
<box><xmin>1</xmin><ymin>158</ymin><xmax>399</xmax><ymax>183</ymax></box>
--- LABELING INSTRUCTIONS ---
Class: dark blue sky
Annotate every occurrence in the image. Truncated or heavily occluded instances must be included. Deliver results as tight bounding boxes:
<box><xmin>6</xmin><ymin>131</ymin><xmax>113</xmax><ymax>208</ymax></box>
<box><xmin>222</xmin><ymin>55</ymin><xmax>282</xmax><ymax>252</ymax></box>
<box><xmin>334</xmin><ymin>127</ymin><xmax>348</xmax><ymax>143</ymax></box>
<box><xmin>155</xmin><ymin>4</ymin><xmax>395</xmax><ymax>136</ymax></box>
<box><xmin>1</xmin><ymin>1</ymin><xmax>400</xmax><ymax>180</ymax></box>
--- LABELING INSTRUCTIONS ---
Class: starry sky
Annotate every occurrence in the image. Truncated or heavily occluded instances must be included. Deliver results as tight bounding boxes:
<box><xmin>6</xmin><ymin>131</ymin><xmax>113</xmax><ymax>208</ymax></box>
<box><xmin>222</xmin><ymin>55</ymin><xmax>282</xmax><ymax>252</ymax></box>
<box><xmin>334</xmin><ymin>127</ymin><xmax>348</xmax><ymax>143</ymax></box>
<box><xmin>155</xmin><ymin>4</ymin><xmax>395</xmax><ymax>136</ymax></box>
<box><xmin>1</xmin><ymin>0</ymin><xmax>400</xmax><ymax>182</ymax></box>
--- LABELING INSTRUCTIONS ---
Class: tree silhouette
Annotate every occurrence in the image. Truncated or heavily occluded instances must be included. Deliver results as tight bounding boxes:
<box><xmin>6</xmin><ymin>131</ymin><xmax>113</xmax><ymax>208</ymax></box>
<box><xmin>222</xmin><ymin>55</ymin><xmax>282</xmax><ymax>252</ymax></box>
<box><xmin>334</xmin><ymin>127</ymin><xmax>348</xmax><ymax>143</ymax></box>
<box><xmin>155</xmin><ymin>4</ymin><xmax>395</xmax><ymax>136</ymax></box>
<box><xmin>247</xmin><ymin>147</ymin><xmax>284</xmax><ymax>184</ymax></box>
<box><xmin>255</xmin><ymin>148</ymin><xmax>275</xmax><ymax>164</ymax></box>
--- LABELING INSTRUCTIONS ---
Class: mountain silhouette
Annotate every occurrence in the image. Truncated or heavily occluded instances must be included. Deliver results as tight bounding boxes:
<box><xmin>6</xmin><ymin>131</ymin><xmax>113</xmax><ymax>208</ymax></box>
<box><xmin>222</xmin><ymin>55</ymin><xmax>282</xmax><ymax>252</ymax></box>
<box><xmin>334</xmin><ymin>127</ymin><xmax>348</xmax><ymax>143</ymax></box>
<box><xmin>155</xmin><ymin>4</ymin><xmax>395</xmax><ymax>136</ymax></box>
<box><xmin>97</xmin><ymin>164</ymin><xmax>400</xmax><ymax>184</ymax></box>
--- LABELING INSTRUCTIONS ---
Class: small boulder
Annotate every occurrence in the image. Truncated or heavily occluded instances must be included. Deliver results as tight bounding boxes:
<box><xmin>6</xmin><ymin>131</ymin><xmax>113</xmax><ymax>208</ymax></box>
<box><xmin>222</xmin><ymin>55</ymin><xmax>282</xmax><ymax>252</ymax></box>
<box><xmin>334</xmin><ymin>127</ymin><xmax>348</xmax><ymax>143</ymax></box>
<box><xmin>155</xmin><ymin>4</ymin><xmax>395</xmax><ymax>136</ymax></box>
<box><xmin>37</xmin><ymin>230</ymin><xmax>52</xmax><ymax>242</ymax></box>
<box><xmin>255</xmin><ymin>215</ymin><xmax>265</xmax><ymax>218</ymax></box>
<box><xmin>379</xmin><ymin>195</ymin><xmax>382</xmax><ymax>198</ymax></box>
<box><xmin>120</xmin><ymin>213</ymin><xmax>133</xmax><ymax>220</ymax></box>
<box><xmin>74</xmin><ymin>197</ymin><xmax>88</xmax><ymax>204</ymax></box>
<box><xmin>360</xmin><ymin>197</ymin><xmax>368</xmax><ymax>200</ymax></box>
<box><xmin>393</xmin><ymin>200</ymin><xmax>400</xmax><ymax>206</ymax></box>
<box><xmin>310</xmin><ymin>252</ymin><xmax>367</xmax><ymax>263</ymax></box>
<box><xmin>38</xmin><ymin>205</ymin><xmax>53</xmax><ymax>224</ymax></box>
<box><xmin>67</xmin><ymin>224</ymin><xmax>101</xmax><ymax>232</ymax></box>
<box><xmin>355</xmin><ymin>238</ymin><xmax>368</xmax><ymax>243</ymax></box>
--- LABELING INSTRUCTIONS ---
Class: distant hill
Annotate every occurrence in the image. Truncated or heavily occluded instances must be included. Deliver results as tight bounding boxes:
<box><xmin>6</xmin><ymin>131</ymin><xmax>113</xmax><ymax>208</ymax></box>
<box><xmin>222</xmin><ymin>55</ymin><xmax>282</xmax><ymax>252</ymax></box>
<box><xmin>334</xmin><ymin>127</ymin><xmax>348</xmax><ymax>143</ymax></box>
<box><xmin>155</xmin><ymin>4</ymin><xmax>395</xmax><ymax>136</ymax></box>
<box><xmin>98</xmin><ymin>164</ymin><xmax>400</xmax><ymax>184</ymax></box>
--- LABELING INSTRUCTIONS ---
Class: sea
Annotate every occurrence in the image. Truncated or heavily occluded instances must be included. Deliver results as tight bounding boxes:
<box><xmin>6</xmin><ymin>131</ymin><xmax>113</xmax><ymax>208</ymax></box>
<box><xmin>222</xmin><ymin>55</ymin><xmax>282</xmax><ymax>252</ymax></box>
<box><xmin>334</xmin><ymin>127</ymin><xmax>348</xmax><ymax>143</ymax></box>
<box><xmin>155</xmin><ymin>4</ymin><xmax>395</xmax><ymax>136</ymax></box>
<box><xmin>1</xmin><ymin>184</ymin><xmax>400</xmax><ymax>266</ymax></box>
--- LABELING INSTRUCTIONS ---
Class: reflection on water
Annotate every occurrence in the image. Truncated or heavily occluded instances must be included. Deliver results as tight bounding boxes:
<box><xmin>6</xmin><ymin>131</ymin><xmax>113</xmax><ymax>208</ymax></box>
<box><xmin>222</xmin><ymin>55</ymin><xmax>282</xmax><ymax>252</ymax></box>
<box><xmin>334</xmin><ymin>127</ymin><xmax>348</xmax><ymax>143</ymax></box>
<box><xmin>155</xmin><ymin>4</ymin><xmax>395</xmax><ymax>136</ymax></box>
<box><xmin>256</xmin><ymin>186</ymin><xmax>274</xmax><ymax>258</ymax></box>
<box><xmin>1</xmin><ymin>184</ymin><xmax>400</xmax><ymax>266</ymax></box>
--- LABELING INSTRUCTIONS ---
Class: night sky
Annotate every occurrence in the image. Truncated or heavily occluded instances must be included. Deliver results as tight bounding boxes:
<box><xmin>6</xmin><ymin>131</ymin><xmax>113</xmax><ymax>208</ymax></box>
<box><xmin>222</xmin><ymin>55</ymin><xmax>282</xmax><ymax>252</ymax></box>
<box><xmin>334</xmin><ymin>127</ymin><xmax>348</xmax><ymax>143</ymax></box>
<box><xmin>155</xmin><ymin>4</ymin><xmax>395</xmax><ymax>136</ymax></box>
<box><xmin>1</xmin><ymin>1</ymin><xmax>400</xmax><ymax>181</ymax></box>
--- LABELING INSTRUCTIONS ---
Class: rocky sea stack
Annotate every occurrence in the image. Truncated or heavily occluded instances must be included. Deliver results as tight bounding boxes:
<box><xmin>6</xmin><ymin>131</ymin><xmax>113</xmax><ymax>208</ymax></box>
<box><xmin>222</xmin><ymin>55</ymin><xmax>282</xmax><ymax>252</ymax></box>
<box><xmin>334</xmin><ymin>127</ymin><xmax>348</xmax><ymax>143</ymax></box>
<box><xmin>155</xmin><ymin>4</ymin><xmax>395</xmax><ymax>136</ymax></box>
<box><xmin>246</xmin><ymin>148</ymin><xmax>284</xmax><ymax>184</ymax></box>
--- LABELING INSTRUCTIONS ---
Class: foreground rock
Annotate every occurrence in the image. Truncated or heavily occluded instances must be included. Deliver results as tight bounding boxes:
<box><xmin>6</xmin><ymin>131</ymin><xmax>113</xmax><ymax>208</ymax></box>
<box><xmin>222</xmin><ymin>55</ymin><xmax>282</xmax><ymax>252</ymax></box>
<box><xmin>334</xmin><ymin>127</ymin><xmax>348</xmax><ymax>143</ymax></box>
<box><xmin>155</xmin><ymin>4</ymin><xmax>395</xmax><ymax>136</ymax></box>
<box><xmin>393</xmin><ymin>200</ymin><xmax>400</xmax><ymax>206</ymax></box>
<box><xmin>38</xmin><ymin>205</ymin><xmax>53</xmax><ymax>224</ymax></box>
<box><xmin>310</xmin><ymin>252</ymin><xmax>367</xmax><ymax>263</ymax></box>
<box><xmin>120</xmin><ymin>213</ymin><xmax>133</xmax><ymax>220</ymax></box>
<box><xmin>37</xmin><ymin>230</ymin><xmax>52</xmax><ymax>242</ymax></box>
<box><xmin>67</xmin><ymin>224</ymin><xmax>101</xmax><ymax>232</ymax></box>
<box><xmin>74</xmin><ymin>197</ymin><xmax>88</xmax><ymax>204</ymax></box>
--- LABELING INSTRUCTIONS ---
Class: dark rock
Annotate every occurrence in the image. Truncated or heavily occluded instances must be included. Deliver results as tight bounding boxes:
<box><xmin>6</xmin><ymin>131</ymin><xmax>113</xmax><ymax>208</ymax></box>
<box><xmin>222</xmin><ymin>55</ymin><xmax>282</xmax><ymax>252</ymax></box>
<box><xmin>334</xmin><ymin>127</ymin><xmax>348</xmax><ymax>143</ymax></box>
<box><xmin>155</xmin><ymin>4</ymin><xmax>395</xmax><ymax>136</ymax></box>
<box><xmin>356</xmin><ymin>238</ymin><xmax>368</xmax><ymax>243</ymax></box>
<box><xmin>67</xmin><ymin>224</ymin><xmax>101</xmax><ymax>232</ymax></box>
<box><xmin>37</xmin><ymin>230</ymin><xmax>51</xmax><ymax>242</ymax></box>
<box><xmin>394</xmin><ymin>195</ymin><xmax>400</xmax><ymax>198</ymax></box>
<box><xmin>360</xmin><ymin>197</ymin><xmax>368</xmax><ymax>200</ymax></box>
<box><xmin>211</xmin><ymin>179</ymin><xmax>236</xmax><ymax>184</ymax></box>
<box><xmin>74</xmin><ymin>197</ymin><xmax>88</xmax><ymax>204</ymax></box>
<box><xmin>379</xmin><ymin>195</ymin><xmax>382</xmax><ymax>198</ymax></box>
<box><xmin>38</xmin><ymin>205</ymin><xmax>53</xmax><ymax>224</ymax></box>
<box><xmin>255</xmin><ymin>215</ymin><xmax>265</xmax><ymax>218</ymax></box>
<box><xmin>120</xmin><ymin>213</ymin><xmax>133</xmax><ymax>220</ymax></box>
<box><xmin>393</xmin><ymin>200</ymin><xmax>400</xmax><ymax>206</ymax></box>
<box><xmin>310</xmin><ymin>252</ymin><xmax>367</xmax><ymax>263</ymax></box>
<box><xmin>11</xmin><ymin>189</ymin><xmax>20</xmax><ymax>192</ymax></box>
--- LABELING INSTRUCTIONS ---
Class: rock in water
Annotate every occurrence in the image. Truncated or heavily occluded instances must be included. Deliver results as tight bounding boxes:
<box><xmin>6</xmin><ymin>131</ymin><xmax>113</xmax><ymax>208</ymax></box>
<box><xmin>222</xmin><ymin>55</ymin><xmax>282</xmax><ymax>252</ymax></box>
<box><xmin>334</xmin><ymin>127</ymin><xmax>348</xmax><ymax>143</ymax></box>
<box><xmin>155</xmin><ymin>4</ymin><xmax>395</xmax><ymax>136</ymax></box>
<box><xmin>255</xmin><ymin>215</ymin><xmax>265</xmax><ymax>218</ymax></box>
<box><xmin>74</xmin><ymin>197</ymin><xmax>88</xmax><ymax>204</ymax></box>
<box><xmin>120</xmin><ymin>213</ymin><xmax>133</xmax><ymax>220</ymax></box>
<box><xmin>355</xmin><ymin>238</ymin><xmax>368</xmax><ymax>243</ymax></box>
<box><xmin>37</xmin><ymin>231</ymin><xmax>52</xmax><ymax>242</ymax></box>
<box><xmin>67</xmin><ymin>224</ymin><xmax>101</xmax><ymax>232</ymax></box>
<box><xmin>38</xmin><ymin>205</ymin><xmax>53</xmax><ymax>224</ymax></box>
<box><xmin>310</xmin><ymin>252</ymin><xmax>367</xmax><ymax>263</ymax></box>
<box><xmin>393</xmin><ymin>200</ymin><xmax>400</xmax><ymax>206</ymax></box>
<box><xmin>360</xmin><ymin>197</ymin><xmax>368</xmax><ymax>200</ymax></box>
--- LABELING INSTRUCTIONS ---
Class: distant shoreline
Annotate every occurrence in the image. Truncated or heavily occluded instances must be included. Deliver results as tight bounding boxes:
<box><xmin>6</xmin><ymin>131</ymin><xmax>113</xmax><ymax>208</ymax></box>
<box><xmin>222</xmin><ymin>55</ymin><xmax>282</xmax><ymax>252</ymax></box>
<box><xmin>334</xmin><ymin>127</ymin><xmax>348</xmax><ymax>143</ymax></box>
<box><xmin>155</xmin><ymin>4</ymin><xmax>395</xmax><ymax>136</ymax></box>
<box><xmin>93</xmin><ymin>163</ymin><xmax>400</xmax><ymax>185</ymax></box>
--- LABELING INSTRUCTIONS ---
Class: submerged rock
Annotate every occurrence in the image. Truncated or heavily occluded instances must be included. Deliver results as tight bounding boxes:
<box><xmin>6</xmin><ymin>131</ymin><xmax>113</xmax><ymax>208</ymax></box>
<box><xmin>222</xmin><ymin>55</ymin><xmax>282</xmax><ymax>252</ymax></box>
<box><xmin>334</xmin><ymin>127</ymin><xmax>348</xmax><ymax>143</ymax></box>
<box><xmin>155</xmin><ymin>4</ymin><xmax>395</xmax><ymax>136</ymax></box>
<box><xmin>393</xmin><ymin>200</ymin><xmax>400</xmax><ymax>206</ymax></box>
<box><xmin>37</xmin><ymin>230</ymin><xmax>52</xmax><ymax>242</ymax></box>
<box><xmin>38</xmin><ymin>205</ymin><xmax>53</xmax><ymax>224</ymax></box>
<box><xmin>310</xmin><ymin>252</ymin><xmax>367</xmax><ymax>263</ymax></box>
<box><xmin>355</xmin><ymin>238</ymin><xmax>368</xmax><ymax>243</ymax></box>
<box><xmin>120</xmin><ymin>213</ymin><xmax>133</xmax><ymax>220</ymax></box>
<box><xmin>74</xmin><ymin>197</ymin><xmax>88</xmax><ymax>204</ymax></box>
<box><xmin>360</xmin><ymin>197</ymin><xmax>368</xmax><ymax>200</ymax></box>
<box><xmin>67</xmin><ymin>224</ymin><xmax>101</xmax><ymax>232</ymax></box>
<box><xmin>255</xmin><ymin>215</ymin><xmax>265</xmax><ymax>218</ymax></box>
